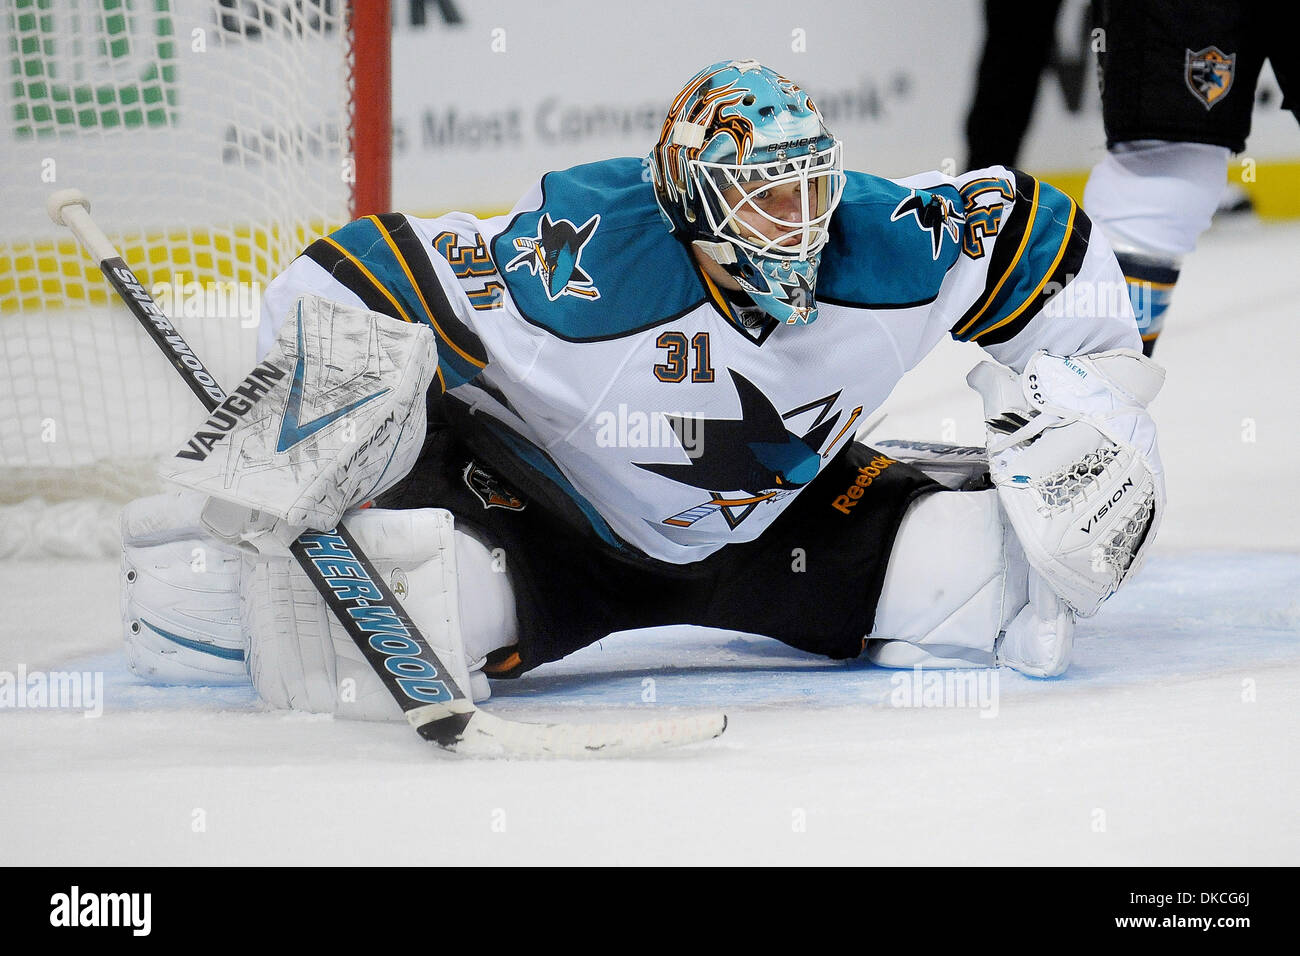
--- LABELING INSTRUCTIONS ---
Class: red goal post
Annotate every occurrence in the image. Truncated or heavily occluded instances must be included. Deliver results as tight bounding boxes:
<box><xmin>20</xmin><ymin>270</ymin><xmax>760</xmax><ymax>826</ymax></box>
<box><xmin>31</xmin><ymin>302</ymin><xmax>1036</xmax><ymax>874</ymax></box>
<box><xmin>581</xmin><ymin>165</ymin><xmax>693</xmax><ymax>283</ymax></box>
<box><xmin>351</xmin><ymin>0</ymin><xmax>393</xmax><ymax>219</ymax></box>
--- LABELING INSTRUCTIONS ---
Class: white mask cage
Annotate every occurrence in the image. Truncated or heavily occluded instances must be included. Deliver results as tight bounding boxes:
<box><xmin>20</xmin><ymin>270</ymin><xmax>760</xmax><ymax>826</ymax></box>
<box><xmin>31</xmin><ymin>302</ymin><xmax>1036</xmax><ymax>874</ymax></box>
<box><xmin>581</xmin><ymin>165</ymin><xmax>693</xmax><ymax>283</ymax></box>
<box><xmin>689</xmin><ymin>142</ymin><xmax>845</xmax><ymax>260</ymax></box>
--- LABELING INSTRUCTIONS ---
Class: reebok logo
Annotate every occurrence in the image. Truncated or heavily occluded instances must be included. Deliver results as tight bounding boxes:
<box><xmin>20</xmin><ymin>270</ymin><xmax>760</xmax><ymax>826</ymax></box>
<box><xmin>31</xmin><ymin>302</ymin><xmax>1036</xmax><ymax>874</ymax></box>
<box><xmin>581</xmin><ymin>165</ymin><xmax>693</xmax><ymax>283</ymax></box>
<box><xmin>831</xmin><ymin>455</ymin><xmax>896</xmax><ymax>514</ymax></box>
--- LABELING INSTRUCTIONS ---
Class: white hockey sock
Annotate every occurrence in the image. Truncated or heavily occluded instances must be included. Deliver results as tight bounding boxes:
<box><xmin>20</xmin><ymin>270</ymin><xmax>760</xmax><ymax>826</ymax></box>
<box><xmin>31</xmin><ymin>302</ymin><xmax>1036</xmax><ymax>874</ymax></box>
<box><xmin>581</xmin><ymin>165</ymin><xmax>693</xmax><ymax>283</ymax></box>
<box><xmin>1083</xmin><ymin>140</ymin><xmax>1228</xmax><ymax>258</ymax></box>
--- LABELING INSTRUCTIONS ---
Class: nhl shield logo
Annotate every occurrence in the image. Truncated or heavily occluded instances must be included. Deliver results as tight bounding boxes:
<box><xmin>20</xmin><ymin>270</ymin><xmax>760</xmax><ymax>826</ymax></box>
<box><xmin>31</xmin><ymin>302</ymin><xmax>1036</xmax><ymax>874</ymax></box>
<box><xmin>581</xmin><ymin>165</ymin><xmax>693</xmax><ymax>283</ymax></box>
<box><xmin>1185</xmin><ymin>46</ymin><xmax>1236</xmax><ymax>110</ymax></box>
<box><xmin>463</xmin><ymin>461</ymin><xmax>526</xmax><ymax>512</ymax></box>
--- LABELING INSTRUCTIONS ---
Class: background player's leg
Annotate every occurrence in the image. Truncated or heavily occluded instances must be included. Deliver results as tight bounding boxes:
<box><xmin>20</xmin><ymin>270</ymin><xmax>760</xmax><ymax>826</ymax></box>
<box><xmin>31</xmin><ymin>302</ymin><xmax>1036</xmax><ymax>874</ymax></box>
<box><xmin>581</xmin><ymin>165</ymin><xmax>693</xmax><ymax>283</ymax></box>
<box><xmin>963</xmin><ymin>0</ymin><xmax>1065</xmax><ymax>170</ymax></box>
<box><xmin>1083</xmin><ymin>0</ymin><xmax>1262</xmax><ymax>355</ymax></box>
<box><xmin>1083</xmin><ymin>140</ymin><xmax>1228</xmax><ymax>354</ymax></box>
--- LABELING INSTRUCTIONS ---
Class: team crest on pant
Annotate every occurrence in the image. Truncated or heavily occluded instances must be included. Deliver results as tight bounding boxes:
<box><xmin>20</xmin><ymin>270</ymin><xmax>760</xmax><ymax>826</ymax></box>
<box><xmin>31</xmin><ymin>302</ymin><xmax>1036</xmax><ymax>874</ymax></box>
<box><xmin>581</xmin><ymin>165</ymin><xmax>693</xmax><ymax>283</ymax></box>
<box><xmin>1185</xmin><ymin>46</ymin><xmax>1236</xmax><ymax>110</ymax></box>
<box><xmin>505</xmin><ymin>213</ymin><xmax>602</xmax><ymax>301</ymax></box>
<box><xmin>463</xmin><ymin>461</ymin><xmax>526</xmax><ymax>511</ymax></box>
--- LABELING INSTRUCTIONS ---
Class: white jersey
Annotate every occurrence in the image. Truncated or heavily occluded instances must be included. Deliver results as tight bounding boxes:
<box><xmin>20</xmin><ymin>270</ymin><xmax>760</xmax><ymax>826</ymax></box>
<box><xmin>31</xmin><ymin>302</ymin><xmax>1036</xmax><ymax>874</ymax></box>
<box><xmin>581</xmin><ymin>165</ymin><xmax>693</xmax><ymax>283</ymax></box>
<box><xmin>260</xmin><ymin>158</ymin><xmax>1140</xmax><ymax>565</ymax></box>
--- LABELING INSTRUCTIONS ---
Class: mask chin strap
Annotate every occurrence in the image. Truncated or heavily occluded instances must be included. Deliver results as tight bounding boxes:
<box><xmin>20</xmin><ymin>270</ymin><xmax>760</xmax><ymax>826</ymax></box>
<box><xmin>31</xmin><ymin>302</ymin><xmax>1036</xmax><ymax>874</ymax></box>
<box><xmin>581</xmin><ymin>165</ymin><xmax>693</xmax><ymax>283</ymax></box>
<box><xmin>693</xmin><ymin>239</ymin><xmax>738</xmax><ymax>265</ymax></box>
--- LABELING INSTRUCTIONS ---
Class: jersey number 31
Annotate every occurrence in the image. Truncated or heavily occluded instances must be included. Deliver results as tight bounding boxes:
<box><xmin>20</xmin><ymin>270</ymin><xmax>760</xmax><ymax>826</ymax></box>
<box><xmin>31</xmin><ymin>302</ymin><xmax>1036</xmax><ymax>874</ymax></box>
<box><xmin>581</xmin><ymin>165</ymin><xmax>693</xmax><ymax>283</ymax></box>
<box><xmin>653</xmin><ymin>331</ymin><xmax>714</xmax><ymax>383</ymax></box>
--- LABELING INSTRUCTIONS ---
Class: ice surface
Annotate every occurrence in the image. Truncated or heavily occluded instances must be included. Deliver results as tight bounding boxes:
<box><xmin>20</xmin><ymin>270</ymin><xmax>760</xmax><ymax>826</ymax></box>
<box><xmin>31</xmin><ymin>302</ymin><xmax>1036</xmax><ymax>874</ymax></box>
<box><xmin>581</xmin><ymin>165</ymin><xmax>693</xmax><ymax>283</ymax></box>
<box><xmin>2</xmin><ymin>219</ymin><xmax>1297</xmax><ymax>865</ymax></box>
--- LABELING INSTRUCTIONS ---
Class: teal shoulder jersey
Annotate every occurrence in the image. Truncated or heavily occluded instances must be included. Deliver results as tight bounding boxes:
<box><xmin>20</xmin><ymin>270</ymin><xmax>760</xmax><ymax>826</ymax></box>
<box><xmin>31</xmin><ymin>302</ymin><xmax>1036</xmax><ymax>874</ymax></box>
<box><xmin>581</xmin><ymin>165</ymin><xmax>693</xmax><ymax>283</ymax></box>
<box><xmin>260</xmin><ymin>158</ymin><xmax>1140</xmax><ymax>564</ymax></box>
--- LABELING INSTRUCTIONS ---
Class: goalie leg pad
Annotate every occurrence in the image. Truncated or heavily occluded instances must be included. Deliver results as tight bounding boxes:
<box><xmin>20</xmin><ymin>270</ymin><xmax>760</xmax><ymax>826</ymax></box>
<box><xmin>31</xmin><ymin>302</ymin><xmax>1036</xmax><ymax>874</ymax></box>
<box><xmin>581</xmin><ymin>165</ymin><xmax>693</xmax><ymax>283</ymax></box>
<box><xmin>867</xmin><ymin>487</ymin><xmax>1075</xmax><ymax>676</ymax></box>
<box><xmin>866</xmin><ymin>489</ymin><xmax>1029</xmax><ymax>669</ymax></box>
<box><xmin>121</xmin><ymin>491</ymin><xmax>248</xmax><ymax>684</ymax></box>
<box><xmin>243</xmin><ymin>508</ymin><xmax>516</xmax><ymax>719</ymax></box>
<box><xmin>996</xmin><ymin>567</ymin><xmax>1074</xmax><ymax>678</ymax></box>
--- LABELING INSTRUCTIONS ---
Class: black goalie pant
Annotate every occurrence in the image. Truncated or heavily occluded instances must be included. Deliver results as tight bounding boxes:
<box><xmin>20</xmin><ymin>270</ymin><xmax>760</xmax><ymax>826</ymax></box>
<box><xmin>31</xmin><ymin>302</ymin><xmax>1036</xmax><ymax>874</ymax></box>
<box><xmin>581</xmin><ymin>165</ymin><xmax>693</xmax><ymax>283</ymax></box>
<box><xmin>377</xmin><ymin>428</ymin><xmax>940</xmax><ymax>678</ymax></box>
<box><xmin>1095</xmin><ymin>0</ymin><xmax>1299</xmax><ymax>152</ymax></box>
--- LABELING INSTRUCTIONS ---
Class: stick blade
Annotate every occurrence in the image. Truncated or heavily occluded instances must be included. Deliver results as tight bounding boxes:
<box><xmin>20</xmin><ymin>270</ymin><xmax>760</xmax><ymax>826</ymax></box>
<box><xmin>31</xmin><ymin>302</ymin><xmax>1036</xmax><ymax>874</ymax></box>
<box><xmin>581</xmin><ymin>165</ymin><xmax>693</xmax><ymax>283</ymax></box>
<box><xmin>448</xmin><ymin>709</ymin><xmax>728</xmax><ymax>759</ymax></box>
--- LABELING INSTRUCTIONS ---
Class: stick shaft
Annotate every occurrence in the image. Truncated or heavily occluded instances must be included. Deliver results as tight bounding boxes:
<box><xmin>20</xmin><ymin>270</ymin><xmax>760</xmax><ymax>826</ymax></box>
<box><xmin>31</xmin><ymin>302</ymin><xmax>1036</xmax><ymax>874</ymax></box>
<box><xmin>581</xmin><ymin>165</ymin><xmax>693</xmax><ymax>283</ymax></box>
<box><xmin>57</xmin><ymin>198</ymin><xmax>226</xmax><ymax>412</ymax></box>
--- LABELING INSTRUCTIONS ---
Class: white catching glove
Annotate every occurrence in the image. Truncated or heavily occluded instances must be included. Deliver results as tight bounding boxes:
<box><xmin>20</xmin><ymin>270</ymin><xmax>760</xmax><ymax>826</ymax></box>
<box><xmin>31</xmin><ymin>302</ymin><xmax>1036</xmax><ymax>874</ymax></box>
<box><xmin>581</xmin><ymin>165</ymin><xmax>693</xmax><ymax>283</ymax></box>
<box><xmin>967</xmin><ymin>349</ymin><xmax>1166</xmax><ymax>616</ymax></box>
<box><xmin>120</xmin><ymin>490</ymin><xmax>248</xmax><ymax>684</ymax></box>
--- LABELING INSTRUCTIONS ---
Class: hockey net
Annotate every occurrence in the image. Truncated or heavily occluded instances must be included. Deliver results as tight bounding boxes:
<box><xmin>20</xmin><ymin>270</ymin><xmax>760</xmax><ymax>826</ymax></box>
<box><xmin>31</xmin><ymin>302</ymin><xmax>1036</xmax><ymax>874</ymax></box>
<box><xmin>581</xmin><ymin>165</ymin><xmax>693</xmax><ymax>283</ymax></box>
<box><xmin>0</xmin><ymin>0</ymin><xmax>389</xmax><ymax>557</ymax></box>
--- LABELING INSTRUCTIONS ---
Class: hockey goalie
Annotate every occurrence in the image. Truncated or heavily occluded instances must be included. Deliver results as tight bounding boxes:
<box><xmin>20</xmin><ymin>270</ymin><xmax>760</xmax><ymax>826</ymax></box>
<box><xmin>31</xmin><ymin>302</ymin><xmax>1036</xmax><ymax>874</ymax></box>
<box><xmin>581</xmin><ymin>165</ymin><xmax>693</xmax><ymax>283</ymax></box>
<box><xmin>121</xmin><ymin>59</ymin><xmax>1165</xmax><ymax>719</ymax></box>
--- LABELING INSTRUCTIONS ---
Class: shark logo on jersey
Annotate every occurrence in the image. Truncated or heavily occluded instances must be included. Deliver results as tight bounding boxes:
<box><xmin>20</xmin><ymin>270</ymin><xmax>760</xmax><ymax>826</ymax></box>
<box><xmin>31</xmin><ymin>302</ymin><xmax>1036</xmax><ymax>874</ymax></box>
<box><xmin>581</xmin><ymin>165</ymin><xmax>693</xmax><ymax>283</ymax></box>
<box><xmin>636</xmin><ymin>369</ymin><xmax>858</xmax><ymax>529</ymax></box>
<box><xmin>505</xmin><ymin>213</ymin><xmax>602</xmax><ymax>301</ymax></box>
<box><xmin>890</xmin><ymin>190</ymin><xmax>965</xmax><ymax>260</ymax></box>
<box><xmin>1185</xmin><ymin>46</ymin><xmax>1236</xmax><ymax>110</ymax></box>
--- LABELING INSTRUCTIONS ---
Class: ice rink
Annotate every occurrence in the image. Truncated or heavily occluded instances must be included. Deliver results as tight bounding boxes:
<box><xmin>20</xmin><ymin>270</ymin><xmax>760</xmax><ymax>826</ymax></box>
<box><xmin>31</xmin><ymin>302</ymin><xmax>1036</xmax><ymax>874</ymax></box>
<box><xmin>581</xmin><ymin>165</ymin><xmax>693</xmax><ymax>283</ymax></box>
<box><xmin>2</xmin><ymin>217</ymin><xmax>1297</xmax><ymax>866</ymax></box>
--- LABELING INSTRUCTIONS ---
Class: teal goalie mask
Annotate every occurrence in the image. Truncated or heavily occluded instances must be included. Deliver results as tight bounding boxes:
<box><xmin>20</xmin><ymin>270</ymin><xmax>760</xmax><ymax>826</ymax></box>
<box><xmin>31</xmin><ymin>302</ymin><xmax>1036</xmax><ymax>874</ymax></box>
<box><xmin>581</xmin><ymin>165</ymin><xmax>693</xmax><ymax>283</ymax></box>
<box><xmin>649</xmin><ymin>59</ymin><xmax>846</xmax><ymax>325</ymax></box>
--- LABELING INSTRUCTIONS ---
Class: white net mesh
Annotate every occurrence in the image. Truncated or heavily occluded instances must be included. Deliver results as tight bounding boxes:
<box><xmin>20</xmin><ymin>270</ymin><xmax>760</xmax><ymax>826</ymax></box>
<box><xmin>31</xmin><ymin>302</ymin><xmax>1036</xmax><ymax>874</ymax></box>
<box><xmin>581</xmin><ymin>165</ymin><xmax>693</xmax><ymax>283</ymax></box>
<box><xmin>1094</xmin><ymin>481</ymin><xmax>1156</xmax><ymax>589</ymax></box>
<box><xmin>1032</xmin><ymin>442</ymin><xmax>1122</xmax><ymax>515</ymax></box>
<box><xmin>1</xmin><ymin>0</ymin><xmax>358</xmax><ymax>552</ymax></box>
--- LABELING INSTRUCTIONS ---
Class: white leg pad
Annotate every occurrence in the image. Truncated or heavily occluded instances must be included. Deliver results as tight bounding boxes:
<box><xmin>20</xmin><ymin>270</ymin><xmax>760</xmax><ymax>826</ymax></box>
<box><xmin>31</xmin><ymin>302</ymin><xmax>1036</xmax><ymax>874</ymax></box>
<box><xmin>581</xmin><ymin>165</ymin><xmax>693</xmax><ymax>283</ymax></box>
<box><xmin>866</xmin><ymin>489</ymin><xmax>1028</xmax><ymax>669</ymax></box>
<box><xmin>244</xmin><ymin>508</ymin><xmax>516</xmax><ymax>719</ymax></box>
<box><xmin>121</xmin><ymin>491</ymin><xmax>248</xmax><ymax>685</ymax></box>
<box><xmin>454</xmin><ymin>529</ymin><xmax>520</xmax><ymax>671</ymax></box>
<box><xmin>997</xmin><ymin>570</ymin><xmax>1075</xmax><ymax>678</ymax></box>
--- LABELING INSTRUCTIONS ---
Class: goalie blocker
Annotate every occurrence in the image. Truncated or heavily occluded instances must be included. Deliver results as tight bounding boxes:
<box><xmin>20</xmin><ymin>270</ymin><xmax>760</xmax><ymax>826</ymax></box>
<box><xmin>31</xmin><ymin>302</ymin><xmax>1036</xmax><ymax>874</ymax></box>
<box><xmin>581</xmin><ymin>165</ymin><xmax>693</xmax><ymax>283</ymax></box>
<box><xmin>159</xmin><ymin>293</ymin><xmax>435</xmax><ymax>552</ymax></box>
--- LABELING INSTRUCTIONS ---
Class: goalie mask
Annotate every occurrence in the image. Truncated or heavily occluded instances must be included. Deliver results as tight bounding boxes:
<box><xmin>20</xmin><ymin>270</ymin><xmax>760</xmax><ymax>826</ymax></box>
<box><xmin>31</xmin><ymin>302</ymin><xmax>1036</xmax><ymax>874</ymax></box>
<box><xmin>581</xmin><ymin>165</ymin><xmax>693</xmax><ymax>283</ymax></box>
<box><xmin>650</xmin><ymin>59</ymin><xmax>845</xmax><ymax>326</ymax></box>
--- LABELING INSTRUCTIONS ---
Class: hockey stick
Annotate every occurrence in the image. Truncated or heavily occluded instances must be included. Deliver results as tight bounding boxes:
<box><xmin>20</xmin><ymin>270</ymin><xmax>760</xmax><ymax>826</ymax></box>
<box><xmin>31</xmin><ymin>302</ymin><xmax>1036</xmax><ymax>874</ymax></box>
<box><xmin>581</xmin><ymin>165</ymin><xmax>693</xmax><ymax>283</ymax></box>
<box><xmin>49</xmin><ymin>189</ymin><xmax>727</xmax><ymax>757</ymax></box>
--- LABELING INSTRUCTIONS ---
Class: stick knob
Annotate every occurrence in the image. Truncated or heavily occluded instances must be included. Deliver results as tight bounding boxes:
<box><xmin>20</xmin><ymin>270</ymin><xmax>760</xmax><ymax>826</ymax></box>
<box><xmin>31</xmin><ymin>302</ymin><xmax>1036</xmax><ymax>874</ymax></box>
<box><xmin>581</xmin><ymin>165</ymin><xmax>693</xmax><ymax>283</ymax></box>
<box><xmin>47</xmin><ymin>188</ymin><xmax>90</xmax><ymax>226</ymax></box>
